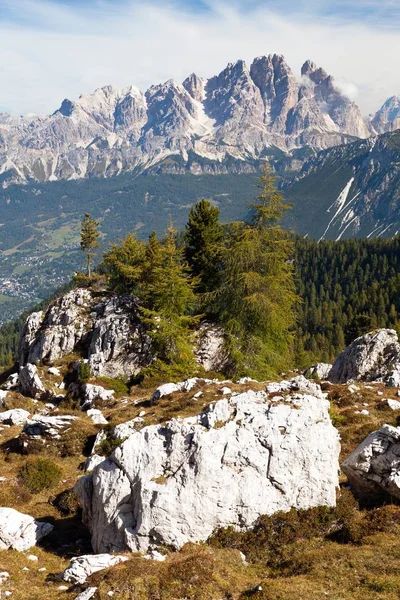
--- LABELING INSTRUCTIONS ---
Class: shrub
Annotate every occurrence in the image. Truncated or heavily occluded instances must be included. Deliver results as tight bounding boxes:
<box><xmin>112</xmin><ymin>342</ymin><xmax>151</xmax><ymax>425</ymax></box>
<box><xmin>54</xmin><ymin>488</ymin><xmax>80</xmax><ymax>515</ymax></box>
<box><xmin>94</xmin><ymin>377</ymin><xmax>129</xmax><ymax>396</ymax></box>
<box><xmin>20</xmin><ymin>458</ymin><xmax>62</xmax><ymax>493</ymax></box>
<box><xmin>77</xmin><ymin>361</ymin><xmax>91</xmax><ymax>384</ymax></box>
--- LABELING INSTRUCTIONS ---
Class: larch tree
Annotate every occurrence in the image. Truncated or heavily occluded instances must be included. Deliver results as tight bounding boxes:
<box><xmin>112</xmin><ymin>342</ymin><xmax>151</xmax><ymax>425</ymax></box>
<box><xmin>80</xmin><ymin>213</ymin><xmax>101</xmax><ymax>277</ymax></box>
<box><xmin>216</xmin><ymin>166</ymin><xmax>298</xmax><ymax>378</ymax></box>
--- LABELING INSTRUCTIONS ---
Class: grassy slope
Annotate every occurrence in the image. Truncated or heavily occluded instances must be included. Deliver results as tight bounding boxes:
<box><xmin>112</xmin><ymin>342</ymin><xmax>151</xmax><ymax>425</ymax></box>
<box><xmin>1</xmin><ymin>362</ymin><xmax>400</xmax><ymax>598</ymax></box>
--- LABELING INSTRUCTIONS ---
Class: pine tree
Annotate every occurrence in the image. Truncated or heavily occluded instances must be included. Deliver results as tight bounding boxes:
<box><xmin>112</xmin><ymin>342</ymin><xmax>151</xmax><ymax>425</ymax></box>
<box><xmin>80</xmin><ymin>213</ymin><xmax>101</xmax><ymax>277</ymax></box>
<box><xmin>184</xmin><ymin>199</ymin><xmax>223</xmax><ymax>295</ymax></box>
<box><xmin>216</xmin><ymin>166</ymin><xmax>298</xmax><ymax>378</ymax></box>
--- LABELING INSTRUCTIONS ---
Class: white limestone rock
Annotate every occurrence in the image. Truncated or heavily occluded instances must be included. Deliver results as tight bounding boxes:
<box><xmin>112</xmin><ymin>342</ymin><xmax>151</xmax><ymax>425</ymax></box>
<box><xmin>74</xmin><ymin>589</ymin><xmax>98</xmax><ymax>600</ymax></box>
<box><xmin>23</xmin><ymin>414</ymin><xmax>77</xmax><ymax>437</ymax></box>
<box><xmin>19</xmin><ymin>364</ymin><xmax>46</xmax><ymax>399</ymax></box>
<box><xmin>342</xmin><ymin>424</ymin><xmax>400</xmax><ymax>500</ymax></box>
<box><xmin>75</xmin><ymin>388</ymin><xmax>340</xmax><ymax>553</ymax></box>
<box><xmin>63</xmin><ymin>554</ymin><xmax>128</xmax><ymax>585</ymax></box>
<box><xmin>0</xmin><ymin>409</ymin><xmax>30</xmax><ymax>426</ymax></box>
<box><xmin>329</xmin><ymin>329</ymin><xmax>400</xmax><ymax>383</ymax></box>
<box><xmin>69</xmin><ymin>383</ymin><xmax>115</xmax><ymax>411</ymax></box>
<box><xmin>3</xmin><ymin>373</ymin><xmax>19</xmax><ymax>390</ymax></box>
<box><xmin>0</xmin><ymin>390</ymin><xmax>7</xmax><ymax>406</ymax></box>
<box><xmin>87</xmin><ymin>409</ymin><xmax>108</xmax><ymax>425</ymax></box>
<box><xmin>0</xmin><ymin>508</ymin><xmax>53</xmax><ymax>551</ymax></box>
<box><xmin>387</xmin><ymin>399</ymin><xmax>400</xmax><ymax>410</ymax></box>
<box><xmin>266</xmin><ymin>375</ymin><xmax>326</xmax><ymax>400</ymax></box>
<box><xmin>48</xmin><ymin>367</ymin><xmax>61</xmax><ymax>377</ymax></box>
<box><xmin>304</xmin><ymin>363</ymin><xmax>332</xmax><ymax>381</ymax></box>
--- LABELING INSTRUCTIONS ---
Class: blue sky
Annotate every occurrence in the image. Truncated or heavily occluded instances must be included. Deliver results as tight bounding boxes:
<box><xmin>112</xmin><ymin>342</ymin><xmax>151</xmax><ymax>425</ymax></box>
<box><xmin>0</xmin><ymin>0</ymin><xmax>399</xmax><ymax>115</ymax></box>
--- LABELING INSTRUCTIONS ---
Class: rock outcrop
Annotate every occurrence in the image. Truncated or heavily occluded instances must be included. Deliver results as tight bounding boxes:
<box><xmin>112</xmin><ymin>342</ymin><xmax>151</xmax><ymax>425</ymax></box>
<box><xmin>75</xmin><ymin>384</ymin><xmax>340</xmax><ymax>553</ymax></box>
<box><xmin>0</xmin><ymin>508</ymin><xmax>53</xmax><ymax>551</ymax></box>
<box><xmin>18</xmin><ymin>288</ymin><xmax>230</xmax><ymax>379</ymax></box>
<box><xmin>329</xmin><ymin>329</ymin><xmax>400</xmax><ymax>384</ymax></box>
<box><xmin>19</xmin><ymin>288</ymin><xmax>152</xmax><ymax>378</ymax></box>
<box><xmin>342</xmin><ymin>424</ymin><xmax>400</xmax><ymax>501</ymax></box>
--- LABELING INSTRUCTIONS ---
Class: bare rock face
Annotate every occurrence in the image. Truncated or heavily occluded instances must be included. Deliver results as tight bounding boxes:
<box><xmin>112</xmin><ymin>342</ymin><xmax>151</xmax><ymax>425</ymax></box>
<box><xmin>0</xmin><ymin>55</ymin><xmax>373</xmax><ymax>187</ymax></box>
<box><xmin>0</xmin><ymin>507</ymin><xmax>53</xmax><ymax>551</ymax></box>
<box><xmin>329</xmin><ymin>329</ymin><xmax>400</xmax><ymax>383</ymax></box>
<box><xmin>18</xmin><ymin>288</ymin><xmax>152</xmax><ymax>379</ymax></box>
<box><xmin>372</xmin><ymin>96</ymin><xmax>400</xmax><ymax>134</ymax></box>
<box><xmin>18</xmin><ymin>288</ymin><xmax>228</xmax><ymax>380</ymax></box>
<box><xmin>342</xmin><ymin>424</ymin><xmax>400</xmax><ymax>500</ymax></box>
<box><xmin>75</xmin><ymin>386</ymin><xmax>340</xmax><ymax>553</ymax></box>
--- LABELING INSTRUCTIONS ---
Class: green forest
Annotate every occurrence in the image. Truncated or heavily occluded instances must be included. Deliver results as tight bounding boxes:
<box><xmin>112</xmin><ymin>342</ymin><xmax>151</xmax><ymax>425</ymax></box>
<box><xmin>1</xmin><ymin>170</ymin><xmax>400</xmax><ymax>375</ymax></box>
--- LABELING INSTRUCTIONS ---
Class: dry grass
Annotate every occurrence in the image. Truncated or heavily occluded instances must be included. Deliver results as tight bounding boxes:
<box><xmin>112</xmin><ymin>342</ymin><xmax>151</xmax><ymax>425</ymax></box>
<box><xmin>1</xmin><ymin>374</ymin><xmax>400</xmax><ymax>599</ymax></box>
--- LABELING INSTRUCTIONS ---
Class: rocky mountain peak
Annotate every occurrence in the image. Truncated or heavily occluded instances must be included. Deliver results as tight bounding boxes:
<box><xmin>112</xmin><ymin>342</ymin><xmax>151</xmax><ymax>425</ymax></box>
<box><xmin>0</xmin><ymin>54</ymin><xmax>380</xmax><ymax>185</ymax></box>
<box><xmin>183</xmin><ymin>73</ymin><xmax>205</xmax><ymax>102</ymax></box>
<box><xmin>372</xmin><ymin>95</ymin><xmax>400</xmax><ymax>133</ymax></box>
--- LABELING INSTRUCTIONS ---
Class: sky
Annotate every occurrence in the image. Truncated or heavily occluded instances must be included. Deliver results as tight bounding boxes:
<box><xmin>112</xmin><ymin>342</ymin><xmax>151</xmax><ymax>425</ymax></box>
<box><xmin>0</xmin><ymin>0</ymin><xmax>400</xmax><ymax>116</ymax></box>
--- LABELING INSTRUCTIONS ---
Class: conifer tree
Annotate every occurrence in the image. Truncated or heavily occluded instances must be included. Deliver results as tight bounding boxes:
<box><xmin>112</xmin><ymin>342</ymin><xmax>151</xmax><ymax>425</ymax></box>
<box><xmin>103</xmin><ymin>233</ymin><xmax>145</xmax><ymax>294</ymax></box>
<box><xmin>184</xmin><ymin>199</ymin><xmax>223</xmax><ymax>295</ymax></box>
<box><xmin>142</xmin><ymin>222</ymin><xmax>198</xmax><ymax>379</ymax></box>
<box><xmin>216</xmin><ymin>166</ymin><xmax>297</xmax><ymax>378</ymax></box>
<box><xmin>80</xmin><ymin>213</ymin><xmax>101</xmax><ymax>277</ymax></box>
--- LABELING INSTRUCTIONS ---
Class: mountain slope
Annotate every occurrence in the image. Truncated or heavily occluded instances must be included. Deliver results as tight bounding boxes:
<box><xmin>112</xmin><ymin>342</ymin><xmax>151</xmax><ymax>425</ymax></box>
<box><xmin>284</xmin><ymin>130</ymin><xmax>400</xmax><ymax>240</ymax></box>
<box><xmin>0</xmin><ymin>55</ymin><xmax>373</xmax><ymax>186</ymax></box>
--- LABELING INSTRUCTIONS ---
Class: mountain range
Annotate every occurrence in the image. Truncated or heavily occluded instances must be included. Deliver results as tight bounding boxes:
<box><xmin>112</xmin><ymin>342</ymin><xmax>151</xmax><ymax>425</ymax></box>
<box><xmin>1</xmin><ymin>54</ymin><xmax>397</xmax><ymax>187</ymax></box>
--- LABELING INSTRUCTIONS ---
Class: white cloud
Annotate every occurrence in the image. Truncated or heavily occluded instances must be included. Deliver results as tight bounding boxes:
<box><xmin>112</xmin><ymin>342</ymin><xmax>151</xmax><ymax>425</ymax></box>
<box><xmin>0</xmin><ymin>0</ymin><xmax>399</xmax><ymax>115</ymax></box>
<box><xmin>333</xmin><ymin>78</ymin><xmax>359</xmax><ymax>102</ymax></box>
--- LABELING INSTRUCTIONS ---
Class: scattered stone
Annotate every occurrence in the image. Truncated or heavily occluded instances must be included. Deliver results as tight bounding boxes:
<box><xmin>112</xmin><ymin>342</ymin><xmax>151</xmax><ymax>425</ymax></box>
<box><xmin>0</xmin><ymin>508</ymin><xmax>53</xmax><ymax>551</ymax></box>
<box><xmin>71</xmin><ymin>383</ymin><xmax>115</xmax><ymax>411</ymax></box>
<box><xmin>87</xmin><ymin>409</ymin><xmax>108</xmax><ymax>425</ymax></box>
<box><xmin>303</xmin><ymin>363</ymin><xmax>332</xmax><ymax>381</ymax></box>
<box><xmin>74</xmin><ymin>588</ymin><xmax>98</xmax><ymax>600</ymax></box>
<box><xmin>387</xmin><ymin>399</ymin><xmax>400</xmax><ymax>410</ymax></box>
<box><xmin>48</xmin><ymin>367</ymin><xmax>61</xmax><ymax>377</ymax></box>
<box><xmin>38</xmin><ymin>567</ymin><xmax>46</xmax><ymax>572</ymax></box>
<box><xmin>0</xmin><ymin>390</ymin><xmax>8</xmax><ymax>405</ymax></box>
<box><xmin>219</xmin><ymin>386</ymin><xmax>232</xmax><ymax>395</ymax></box>
<box><xmin>27</xmin><ymin>554</ymin><xmax>38</xmax><ymax>561</ymax></box>
<box><xmin>0</xmin><ymin>409</ymin><xmax>30</xmax><ymax>426</ymax></box>
<box><xmin>0</xmin><ymin>572</ymin><xmax>9</xmax><ymax>585</ymax></box>
<box><xmin>266</xmin><ymin>375</ymin><xmax>326</xmax><ymax>400</ymax></box>
<box><xmin>63</xmin><ymin>554</ymin><xmax>128</xmax><ymax>585</ymax></box>
<box><xmin>24</xmin><ymin>414</ymin><xmax>77</xmax><ymax>437</ymax></box>
<box><xmin>3</xmin><ymin>373</ymin><xmax>19</xmax><ymax>390</ymax></box>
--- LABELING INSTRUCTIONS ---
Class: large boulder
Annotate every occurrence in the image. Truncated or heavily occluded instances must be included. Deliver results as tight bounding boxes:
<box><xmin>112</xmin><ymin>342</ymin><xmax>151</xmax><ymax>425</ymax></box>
<box><xmin>0</xmin><ymin>507</ymin><xmax>53</xmax><ymax>551</ymax></box>
<box><xmin>19</xmin><ymin>364</ymin><xmax>46</xmax><ymax>398</ymax></box>
<box><xmin>329</xmin><ymin>329</ymin><xmax>400</xmax><ymax>384</ymax></box>
<box><xmin>342</xmin><ymin>424</ymin><xmax>400</xmax><ymax>500</ymax></box>
<box><xmin>63</xmin><ymin>554</ymin><xmax>128</xmax><ymax>584</ymax></box>
<box><xmin>75</xmin><ymin>387</ymin><xmax>340</xmax><ymax>553</ymax></box>
<box><xmin>23</xmin><ymin>414</ymin><xmax>78</xmax><ymax>437</ymax></box>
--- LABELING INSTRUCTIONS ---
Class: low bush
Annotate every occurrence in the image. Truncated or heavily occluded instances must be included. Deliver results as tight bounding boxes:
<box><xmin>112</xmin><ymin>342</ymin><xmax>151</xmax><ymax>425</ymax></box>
<box><xmin>19</xmin><ymin>458</ymin><xmax>62</xmax><ymax>493</ymax></box>
<box><xmin>53</xmin><ymin>488</ymin><xmax>80</xmax><ymax>515</ymax></box>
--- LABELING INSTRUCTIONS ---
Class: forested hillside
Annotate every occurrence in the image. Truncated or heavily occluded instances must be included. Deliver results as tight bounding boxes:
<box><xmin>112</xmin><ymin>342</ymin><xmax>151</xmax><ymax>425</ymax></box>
<box><xmin>2</xmin><ymin>230</ymin><xmax>400</xmax><ymax>371</ymax></box>
<box><xmin>295</xmin><ymin>236</ymin><xmax>400</xmax><ymax>365</ymax></box>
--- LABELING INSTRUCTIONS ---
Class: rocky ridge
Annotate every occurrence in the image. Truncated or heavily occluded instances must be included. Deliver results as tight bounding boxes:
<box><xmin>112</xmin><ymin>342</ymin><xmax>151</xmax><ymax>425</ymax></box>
<box><xmin>0</xmin><ymin>55</ymin><xmax>373</xmax><ymax>186</ymax></box>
